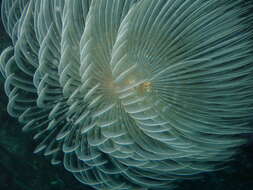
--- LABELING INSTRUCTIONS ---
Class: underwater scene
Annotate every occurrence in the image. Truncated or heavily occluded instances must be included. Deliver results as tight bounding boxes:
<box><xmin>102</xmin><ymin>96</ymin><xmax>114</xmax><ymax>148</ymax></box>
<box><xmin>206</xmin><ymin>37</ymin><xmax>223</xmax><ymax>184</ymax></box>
<box><xmin>0</xmin><ymin>0</ymin><xmax>253</xmax><ymax>190</ymax></box>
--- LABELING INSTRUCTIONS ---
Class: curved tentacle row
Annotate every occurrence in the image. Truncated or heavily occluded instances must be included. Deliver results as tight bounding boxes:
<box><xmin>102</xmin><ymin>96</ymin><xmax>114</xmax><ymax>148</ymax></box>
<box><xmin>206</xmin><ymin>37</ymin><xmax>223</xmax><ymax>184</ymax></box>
<box><xmin>1</xmin><ymin>0</ymin><xmax>253</xmax><ymax>189</ymax></box>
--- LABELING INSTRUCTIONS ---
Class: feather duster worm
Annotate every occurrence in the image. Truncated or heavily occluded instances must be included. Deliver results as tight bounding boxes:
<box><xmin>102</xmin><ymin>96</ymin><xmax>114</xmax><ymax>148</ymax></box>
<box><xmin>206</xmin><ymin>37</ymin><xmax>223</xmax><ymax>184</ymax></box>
<box><xmin>1</xmin><ymin>0</ymin><xmax>253</xmax><ymax>189</ymax></box>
